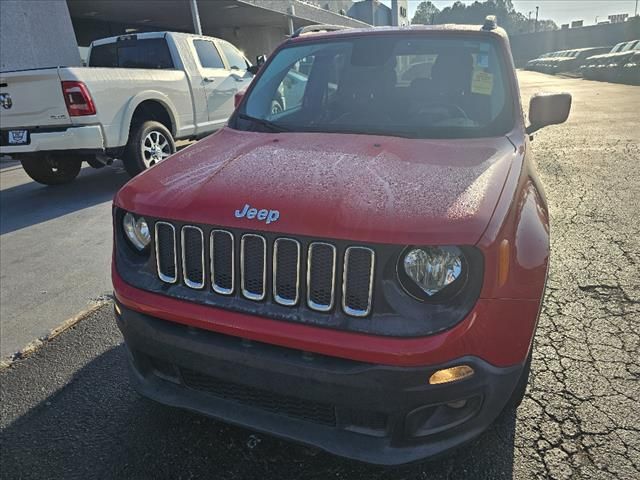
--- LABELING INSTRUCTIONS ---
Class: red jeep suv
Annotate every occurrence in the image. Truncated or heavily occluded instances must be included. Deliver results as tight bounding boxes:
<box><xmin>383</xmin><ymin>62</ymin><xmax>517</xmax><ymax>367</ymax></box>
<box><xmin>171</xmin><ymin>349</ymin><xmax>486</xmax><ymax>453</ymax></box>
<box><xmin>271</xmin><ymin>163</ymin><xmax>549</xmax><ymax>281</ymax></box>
<box><xmin>112</xmin><ymin>21</ymin><xmax>571</xmax><ymax>464</ymax></box>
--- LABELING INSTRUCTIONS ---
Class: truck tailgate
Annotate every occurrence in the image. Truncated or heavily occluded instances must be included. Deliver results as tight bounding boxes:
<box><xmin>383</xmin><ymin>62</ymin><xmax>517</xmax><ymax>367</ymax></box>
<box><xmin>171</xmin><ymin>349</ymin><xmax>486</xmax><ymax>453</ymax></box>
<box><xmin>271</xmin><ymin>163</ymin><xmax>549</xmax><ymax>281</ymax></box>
<box><xmin>0</xmin><ymin>68</ymin><xmax>71</xmax><ymax>129</ymax></box>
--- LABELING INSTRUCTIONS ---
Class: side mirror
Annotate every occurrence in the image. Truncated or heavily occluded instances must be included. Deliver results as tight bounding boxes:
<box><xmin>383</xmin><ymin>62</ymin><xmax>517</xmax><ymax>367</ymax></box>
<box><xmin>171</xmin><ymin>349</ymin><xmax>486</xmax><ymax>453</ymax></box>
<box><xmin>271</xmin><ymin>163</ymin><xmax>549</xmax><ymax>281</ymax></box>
<box><xmin>247</xmin><ymin>55</ymin><xmax>267</xmax><ymax>76</ymax></box>
<box><xmin>526</xmin><ymin>92</ymin><xmax>572</xmax><ymax>135</ymax></box>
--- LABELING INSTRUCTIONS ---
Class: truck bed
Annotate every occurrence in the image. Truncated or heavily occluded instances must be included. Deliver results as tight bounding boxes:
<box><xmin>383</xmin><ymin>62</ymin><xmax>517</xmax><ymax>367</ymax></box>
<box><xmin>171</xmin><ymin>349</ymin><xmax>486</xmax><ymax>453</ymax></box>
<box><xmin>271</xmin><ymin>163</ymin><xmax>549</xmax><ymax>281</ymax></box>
<box><xmin>1</xmin><ymin>66</ymin><xmax>193</xmax><ymax>150</ymax></box>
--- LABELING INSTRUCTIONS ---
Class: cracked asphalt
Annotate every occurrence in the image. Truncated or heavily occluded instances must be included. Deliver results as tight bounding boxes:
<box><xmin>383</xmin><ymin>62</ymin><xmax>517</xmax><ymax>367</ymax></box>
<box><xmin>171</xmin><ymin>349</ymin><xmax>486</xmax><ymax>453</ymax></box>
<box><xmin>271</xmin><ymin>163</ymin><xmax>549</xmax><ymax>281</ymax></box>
<box><xmin>1</xmin><ymin>71</ymin><xmax>638</xmax><ymax>479</ymax></box>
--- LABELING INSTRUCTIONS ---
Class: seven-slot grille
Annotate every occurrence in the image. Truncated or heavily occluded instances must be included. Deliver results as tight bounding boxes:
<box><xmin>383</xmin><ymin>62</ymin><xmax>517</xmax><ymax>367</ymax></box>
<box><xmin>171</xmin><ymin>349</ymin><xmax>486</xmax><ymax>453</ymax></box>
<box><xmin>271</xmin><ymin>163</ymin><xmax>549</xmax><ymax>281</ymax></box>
<box><xmin>153</xmin><ymin>223</ymin><xmax>375</xmax><ymax>317</ymax></box>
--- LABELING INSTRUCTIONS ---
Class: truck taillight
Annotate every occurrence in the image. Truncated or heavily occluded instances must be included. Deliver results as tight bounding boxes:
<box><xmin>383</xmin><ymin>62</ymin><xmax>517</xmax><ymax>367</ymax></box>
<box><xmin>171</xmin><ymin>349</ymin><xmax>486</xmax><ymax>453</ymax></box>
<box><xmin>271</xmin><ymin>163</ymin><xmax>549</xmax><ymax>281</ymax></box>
<box><xmin>61</xmin><ymin>81</ymin><xmax>96</xmax><ymax>116</ymax></box>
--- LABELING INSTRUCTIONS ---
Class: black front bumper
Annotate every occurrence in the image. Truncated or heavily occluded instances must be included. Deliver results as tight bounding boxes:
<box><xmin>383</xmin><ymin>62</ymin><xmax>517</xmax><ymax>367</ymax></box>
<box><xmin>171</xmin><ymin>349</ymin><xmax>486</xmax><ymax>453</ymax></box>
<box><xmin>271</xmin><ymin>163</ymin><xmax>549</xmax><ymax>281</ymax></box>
<box><xmin>115</xmin><ymin>304</ymin><xmax>524</xmax><ymax>465</ymax></box>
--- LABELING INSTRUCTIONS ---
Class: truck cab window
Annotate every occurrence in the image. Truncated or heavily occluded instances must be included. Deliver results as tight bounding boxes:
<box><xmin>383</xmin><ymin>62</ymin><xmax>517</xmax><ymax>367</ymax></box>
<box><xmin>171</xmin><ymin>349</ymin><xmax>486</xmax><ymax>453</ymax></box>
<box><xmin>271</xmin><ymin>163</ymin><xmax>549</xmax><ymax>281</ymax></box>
<box><xmin>219</xmin><ymin>42</ymin><xmax>247</xmax><ymax>70</ymax></box>
<box><xmin>89</xmin><ymin>39</ymin><xmax>174</xmax><ymax>69</ymax></box>
<box><xmin>194</xmin><ymin>40</ymin><xmax>225</xmax><ymax>69</ymax></box>
<box><xmin>88</xmin><ymin>44</ymin><xmax>117</xmax><ymax>67</ymax></box>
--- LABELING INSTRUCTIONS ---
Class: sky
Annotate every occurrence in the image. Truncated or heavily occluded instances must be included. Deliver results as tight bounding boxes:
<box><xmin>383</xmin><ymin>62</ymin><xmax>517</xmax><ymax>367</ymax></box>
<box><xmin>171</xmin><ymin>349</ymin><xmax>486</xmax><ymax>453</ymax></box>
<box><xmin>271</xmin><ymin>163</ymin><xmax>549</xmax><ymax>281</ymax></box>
<box><xmin>380</xmin><ymin>1</ymin><xmax>639</xmax><ymax>27</ymax></box>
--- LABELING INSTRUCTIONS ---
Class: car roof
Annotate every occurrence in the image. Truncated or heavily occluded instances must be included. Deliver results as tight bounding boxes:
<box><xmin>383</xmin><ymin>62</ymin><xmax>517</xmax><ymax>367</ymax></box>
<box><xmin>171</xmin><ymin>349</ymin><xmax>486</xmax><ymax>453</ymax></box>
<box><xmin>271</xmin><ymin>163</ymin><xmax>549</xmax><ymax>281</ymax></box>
<box><xmin>90</xmin><ymin>31</ymin><xmax>221</xmax><ymax>47</ymax></box>
<box><xmin>623</xmin><ymin>39</ymin><xmax>640</xmax><ymax>50</ymax></box>
<box><xmin>288</xmin><ymin>24</ymin><xmax>508</xmax><ymax>44</ymax></box>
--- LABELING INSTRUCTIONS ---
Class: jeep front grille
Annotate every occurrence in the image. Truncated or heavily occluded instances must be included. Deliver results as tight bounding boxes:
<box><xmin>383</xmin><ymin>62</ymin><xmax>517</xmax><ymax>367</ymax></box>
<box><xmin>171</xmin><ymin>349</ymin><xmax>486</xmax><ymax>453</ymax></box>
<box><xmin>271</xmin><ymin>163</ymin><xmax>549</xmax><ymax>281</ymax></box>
<box><xmin>307</xmin><ymin>242</ymin><xmax>337</xmax><ymax>312</ymax></box>
<box><xmin>342</xmin><ymin>247</ymin><xmax>376</xmax><ymax>317</ymax></box>
<box><xmin>273</xmin><ymin>238</ymin><xmax>300</xmax><ymax>306</ymax></box>
<box><xmin>155</xmin><ymin>222</ymin><xmax>177</xmax><ymax>284</ymax></box>
<box><xmin>153</xmin><ymin>222</ymin><xmax>375</xmax><ymax>317</ymax></box>
<box><xmin>241</xmin><ymin>234</ymin><xmax>267</xmax><ymax>301</ymax></box>
<box><xmin>211</xmin><ymin>230</ymin><xmax>234</xmax><ymax>295</ymax></box>
<box><xmin>181</xmin><ymin>226</ymin><xmax>205</xmax><ymax>289</ymax></box>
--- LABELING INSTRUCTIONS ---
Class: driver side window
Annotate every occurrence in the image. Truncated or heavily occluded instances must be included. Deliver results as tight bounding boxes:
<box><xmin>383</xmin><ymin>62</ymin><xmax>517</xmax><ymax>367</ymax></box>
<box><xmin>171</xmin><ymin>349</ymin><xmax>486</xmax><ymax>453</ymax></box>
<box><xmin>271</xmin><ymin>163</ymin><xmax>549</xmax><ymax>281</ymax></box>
<box><xmin>219</xmin><ymin>41</ymin><xmax>247</xmax><ymax>70</ymax></box>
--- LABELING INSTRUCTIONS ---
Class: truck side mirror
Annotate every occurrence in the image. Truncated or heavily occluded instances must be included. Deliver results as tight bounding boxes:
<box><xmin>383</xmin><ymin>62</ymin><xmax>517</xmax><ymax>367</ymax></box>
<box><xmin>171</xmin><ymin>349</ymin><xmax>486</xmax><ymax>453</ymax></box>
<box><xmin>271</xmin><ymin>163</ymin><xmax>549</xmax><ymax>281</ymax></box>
<box><xmin>247</xmin><ymin>55</ymin><xmax>267</xmax><ymax>75</ymax></box>
<box><xmin>526</xmin><ymin>92</ymin><xmax>572</xmax><ymax>135</ymax></box>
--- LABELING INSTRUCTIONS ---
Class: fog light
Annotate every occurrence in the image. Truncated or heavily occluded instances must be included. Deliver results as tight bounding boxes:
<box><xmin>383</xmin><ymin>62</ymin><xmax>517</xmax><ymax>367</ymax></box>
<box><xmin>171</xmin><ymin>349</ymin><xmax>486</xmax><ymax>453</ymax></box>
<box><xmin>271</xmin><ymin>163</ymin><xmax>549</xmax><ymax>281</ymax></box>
<box><xmin>429</xmin><ymin>365</ymin><xmax>474</xmax><ymax>385</ymax></box>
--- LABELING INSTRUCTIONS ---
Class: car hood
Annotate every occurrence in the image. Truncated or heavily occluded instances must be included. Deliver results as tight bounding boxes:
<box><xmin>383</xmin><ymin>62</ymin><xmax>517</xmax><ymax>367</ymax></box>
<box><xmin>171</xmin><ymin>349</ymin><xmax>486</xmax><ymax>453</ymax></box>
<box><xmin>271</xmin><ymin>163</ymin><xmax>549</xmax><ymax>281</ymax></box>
<box><xmin>115</xmin><ymin>128</ymin><xmax>516</xmax><ymax>245</ymax></box>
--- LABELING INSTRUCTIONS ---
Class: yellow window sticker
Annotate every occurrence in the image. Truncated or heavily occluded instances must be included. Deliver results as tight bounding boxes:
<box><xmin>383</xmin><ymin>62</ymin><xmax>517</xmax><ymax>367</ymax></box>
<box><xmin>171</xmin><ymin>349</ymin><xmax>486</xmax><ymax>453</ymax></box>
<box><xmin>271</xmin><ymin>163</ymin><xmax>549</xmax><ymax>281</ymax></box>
<box><xmin>471</xmin><ymin>70</ymin><xmax>494</xmax><ymax>95</ymax></box>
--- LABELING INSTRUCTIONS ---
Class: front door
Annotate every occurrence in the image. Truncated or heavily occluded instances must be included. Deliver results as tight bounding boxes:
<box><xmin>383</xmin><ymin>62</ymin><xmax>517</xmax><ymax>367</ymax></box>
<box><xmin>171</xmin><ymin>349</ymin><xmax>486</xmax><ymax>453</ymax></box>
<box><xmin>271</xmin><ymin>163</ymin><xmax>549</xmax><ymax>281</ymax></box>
<box><xmin>192</xmin><ymin>39</ymin><xmax>235</xmax><ymax>131</ymax></box>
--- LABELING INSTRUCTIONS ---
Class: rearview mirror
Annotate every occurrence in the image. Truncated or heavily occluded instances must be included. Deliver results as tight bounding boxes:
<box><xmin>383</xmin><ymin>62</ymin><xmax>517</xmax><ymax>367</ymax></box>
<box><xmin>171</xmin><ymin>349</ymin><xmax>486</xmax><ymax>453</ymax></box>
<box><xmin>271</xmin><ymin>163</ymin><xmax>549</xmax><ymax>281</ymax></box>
<box><xmin>526</xmin><ymin>92</ymin><xmax>572</xmax><ymax>135</ymax></box>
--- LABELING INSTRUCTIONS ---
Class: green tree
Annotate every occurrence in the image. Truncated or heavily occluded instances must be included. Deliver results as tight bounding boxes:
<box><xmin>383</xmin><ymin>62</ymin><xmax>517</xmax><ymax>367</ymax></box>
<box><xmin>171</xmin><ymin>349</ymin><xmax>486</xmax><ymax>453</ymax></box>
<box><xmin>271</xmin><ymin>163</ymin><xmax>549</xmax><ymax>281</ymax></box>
<box><xmin>411</xmin><ymin>1</ymin><xmax>440</xmax><ymax>25</ymax></box>
<box><xmin>432</xmin><ymin>0</ymin><xmax>557</xmax><ymax>35</ymax></box>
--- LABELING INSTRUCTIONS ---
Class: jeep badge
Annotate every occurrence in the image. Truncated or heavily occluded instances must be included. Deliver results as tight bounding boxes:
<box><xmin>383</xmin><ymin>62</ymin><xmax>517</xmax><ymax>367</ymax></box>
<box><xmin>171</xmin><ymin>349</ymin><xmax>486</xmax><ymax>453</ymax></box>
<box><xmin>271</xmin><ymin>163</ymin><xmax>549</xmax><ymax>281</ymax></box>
<box><xmin>235</xmin><ymin>204</ymin><xmax>279</xmax><ymax>224</ymax></box>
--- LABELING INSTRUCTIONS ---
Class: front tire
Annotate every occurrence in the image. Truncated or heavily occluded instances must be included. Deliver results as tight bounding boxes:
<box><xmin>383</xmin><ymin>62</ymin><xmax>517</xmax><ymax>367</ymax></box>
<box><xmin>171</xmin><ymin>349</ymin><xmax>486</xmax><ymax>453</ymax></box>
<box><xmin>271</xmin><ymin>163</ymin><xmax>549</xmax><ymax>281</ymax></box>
<box><xmin>20</xmin><ymin>153</ymin><xmax>82</xmax><ymax>185</ymax></box>
<box><xmin>123</xmin><ymin>120</ymin><xmax>175</xmax><ymax>177</ymax></box>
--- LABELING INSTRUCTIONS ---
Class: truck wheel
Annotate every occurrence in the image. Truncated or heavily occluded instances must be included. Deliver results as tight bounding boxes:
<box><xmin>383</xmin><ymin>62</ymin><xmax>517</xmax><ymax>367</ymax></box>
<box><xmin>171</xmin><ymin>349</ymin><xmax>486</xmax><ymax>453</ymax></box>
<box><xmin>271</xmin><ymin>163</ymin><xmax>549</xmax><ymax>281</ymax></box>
<box><xmin>20</xmin><ymin>153</ymin><xmax>82</xmax><ymax>185</ymax></box>
<box><xmin>123</xmin><ymin>120</ymin><xmax>175</xmax><ymax>177</ymax></box>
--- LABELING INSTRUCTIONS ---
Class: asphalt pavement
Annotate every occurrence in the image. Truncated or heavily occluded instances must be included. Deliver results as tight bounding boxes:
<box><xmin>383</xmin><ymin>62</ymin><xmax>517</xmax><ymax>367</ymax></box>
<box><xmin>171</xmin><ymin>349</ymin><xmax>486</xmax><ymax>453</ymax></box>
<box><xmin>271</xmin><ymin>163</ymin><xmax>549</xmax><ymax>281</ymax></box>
<box><xmin>1</xmin><ymin>71</ymin><xmax>639</xmax><ymax>479</ymax></box>
<box><xmin>0</xmin><ymin>160</ymin><xmax>128</xmax><ymax>357</ymax></box>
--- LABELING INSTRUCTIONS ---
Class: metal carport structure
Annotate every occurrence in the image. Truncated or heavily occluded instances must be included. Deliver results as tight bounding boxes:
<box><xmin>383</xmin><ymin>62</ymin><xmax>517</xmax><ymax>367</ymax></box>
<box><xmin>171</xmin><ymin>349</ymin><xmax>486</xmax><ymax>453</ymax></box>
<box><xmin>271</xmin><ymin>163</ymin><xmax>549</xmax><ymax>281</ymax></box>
<box><xmin>67</xmin><ymin>0</ymin><xmax>369</xmax><ymax>59</ymax></box>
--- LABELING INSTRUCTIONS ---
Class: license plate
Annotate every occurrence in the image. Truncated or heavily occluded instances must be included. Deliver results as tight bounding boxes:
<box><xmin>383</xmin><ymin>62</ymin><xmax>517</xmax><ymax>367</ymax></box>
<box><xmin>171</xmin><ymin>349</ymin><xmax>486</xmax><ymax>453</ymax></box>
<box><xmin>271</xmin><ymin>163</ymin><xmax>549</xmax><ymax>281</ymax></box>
<box><xmin>8</xmin><ymin>130</ymin><xmax>29</xmax><ymax>145</ymax></box>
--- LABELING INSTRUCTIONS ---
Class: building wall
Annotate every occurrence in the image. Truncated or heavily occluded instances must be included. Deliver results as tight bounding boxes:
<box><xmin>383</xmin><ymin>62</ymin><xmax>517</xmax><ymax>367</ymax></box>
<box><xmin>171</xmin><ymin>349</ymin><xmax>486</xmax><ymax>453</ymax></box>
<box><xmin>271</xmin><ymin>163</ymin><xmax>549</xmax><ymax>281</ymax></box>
<box><xmin>348</xmin><ymin>0</ymin><xmax>391</xmax><ymax>26</ymax></box>
<box><xmin>72</xmin><ymin>18</ymin><xmax>182</xmax><ymax>47</ymax></box>
<box><xmin>391</xmin><ymin>0</ymin><xmax>408</xmax><ymax>27</ymax></box>
<box><xmin>0</xmin><ymin>0</ymin><xmax>370</xmax><ymax>73</ymax></box>
<box><xmin>71</xmin><ymin>0</ymin><xmax>368</xmax><ymax>62</ymax></box>
<box><xmin>211</xmin><ymin>26</ymin><xmax>289</xmax><ymax>61</ymax></box>
<box><xmin>511</xmin><ymin>16</ymin><xmax>640</xmax><ymax>66</ymax></box>
<box><xmin>73</xmin><ymin>18</ymin><xmax>284</xmax><ymax>60</ymax></box>
<box><xmin>241</xmin><ymin>0</ymin><xmax>367</xmax><ymax>27</ymax></box>
<box><xmin>0</xmin><ymin>0</ymin><xmax>81</xmax><ymax>71</ymax></box>
<box><xmin>304</xmin><ymin>0</ymin><xmax>353</xmax><ymax>16</ymax></box>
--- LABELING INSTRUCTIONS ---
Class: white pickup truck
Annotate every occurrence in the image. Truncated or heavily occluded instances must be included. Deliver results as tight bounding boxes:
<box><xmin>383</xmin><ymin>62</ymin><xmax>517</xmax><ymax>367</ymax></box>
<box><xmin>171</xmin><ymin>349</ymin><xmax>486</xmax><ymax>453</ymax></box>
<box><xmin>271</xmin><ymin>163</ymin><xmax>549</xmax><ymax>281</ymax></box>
<box><xmin>0</xmin><ymin>31</ymin><xmax>257</xmax><ymax>184</ymax></box>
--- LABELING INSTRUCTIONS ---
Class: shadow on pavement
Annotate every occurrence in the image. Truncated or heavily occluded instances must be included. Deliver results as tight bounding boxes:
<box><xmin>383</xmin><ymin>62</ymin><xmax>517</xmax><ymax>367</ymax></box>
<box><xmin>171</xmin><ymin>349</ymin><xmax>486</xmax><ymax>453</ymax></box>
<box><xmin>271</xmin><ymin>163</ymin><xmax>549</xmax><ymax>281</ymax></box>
<box><xmin>0</xmin><ymin>164</ymin><xmax>129</xmax><ymax>235</ymax></box>
<box><xmin>1</xmin><ymin>343</ymin><xmax>517</xmax><ymax>479</ymax></box>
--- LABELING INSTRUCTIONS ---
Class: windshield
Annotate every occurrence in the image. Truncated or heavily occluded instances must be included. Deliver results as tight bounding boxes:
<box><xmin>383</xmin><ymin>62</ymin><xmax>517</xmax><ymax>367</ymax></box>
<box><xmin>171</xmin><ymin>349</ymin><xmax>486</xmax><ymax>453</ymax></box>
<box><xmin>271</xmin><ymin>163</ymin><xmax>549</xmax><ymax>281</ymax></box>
<box><xmin>622</xmin><ymin>40</ymin><xmax>640</xmax><ymax>51</ymax></box>
<box><xmin>612</xmin><ymin>43</ymin><xmax>625</xmax><ymax>53</ymax></box>
<box><xmin>235</xmin><ymin>35</ymin><xmax>514</xmax><ymax>139</ymax></box>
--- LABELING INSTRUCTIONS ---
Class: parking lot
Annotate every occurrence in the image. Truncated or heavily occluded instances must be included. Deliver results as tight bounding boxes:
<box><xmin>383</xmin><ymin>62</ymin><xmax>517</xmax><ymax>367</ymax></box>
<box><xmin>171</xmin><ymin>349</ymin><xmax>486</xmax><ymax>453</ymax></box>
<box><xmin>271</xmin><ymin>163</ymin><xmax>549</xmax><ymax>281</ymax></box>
<box><xmin>1</xmin><ymin>71</ymin><xmax>639</xmax><ymax>479</ymax></box>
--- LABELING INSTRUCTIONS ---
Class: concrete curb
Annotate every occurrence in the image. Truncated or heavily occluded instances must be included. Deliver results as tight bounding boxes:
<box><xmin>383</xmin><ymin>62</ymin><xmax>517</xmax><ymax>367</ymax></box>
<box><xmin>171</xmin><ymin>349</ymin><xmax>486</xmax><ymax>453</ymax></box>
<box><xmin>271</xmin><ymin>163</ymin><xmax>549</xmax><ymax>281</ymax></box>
<box><xmin>0</xmin><ymin>300</ymin><xmax>111</xmax><ymax>370</ymax></box>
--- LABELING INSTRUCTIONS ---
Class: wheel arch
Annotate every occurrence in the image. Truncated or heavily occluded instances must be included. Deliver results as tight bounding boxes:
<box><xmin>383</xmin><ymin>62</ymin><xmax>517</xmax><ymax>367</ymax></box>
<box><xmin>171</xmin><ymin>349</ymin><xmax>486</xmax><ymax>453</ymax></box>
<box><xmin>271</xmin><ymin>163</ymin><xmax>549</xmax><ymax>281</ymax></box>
<box><xmin>120</xmin><ymin>93</ymin><xmax>180</xmax><ymax>147</ymax></box>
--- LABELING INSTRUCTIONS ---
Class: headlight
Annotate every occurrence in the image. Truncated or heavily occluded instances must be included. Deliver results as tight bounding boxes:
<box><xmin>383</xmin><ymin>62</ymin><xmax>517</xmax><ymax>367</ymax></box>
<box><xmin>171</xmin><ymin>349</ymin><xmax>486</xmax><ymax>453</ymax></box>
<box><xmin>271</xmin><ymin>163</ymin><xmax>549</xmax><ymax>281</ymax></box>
<box><xmin>401</xmin><ymin>246</ymin><xmax>464</xmax><ymax>298</ymax></box>
<box><xmin>123</xmin><ymin>212</ymin><xmax>150</xmax><ymax>251</ymax></box>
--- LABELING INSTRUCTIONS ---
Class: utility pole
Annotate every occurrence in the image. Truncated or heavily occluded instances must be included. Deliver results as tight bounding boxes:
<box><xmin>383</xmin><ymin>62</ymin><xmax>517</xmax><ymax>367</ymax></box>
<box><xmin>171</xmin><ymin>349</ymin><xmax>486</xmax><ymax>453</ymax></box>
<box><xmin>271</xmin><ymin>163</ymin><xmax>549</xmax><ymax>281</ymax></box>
<box><xmin>528</xmin><ymin>11</ymin><xmax>532</xmax><ymax>32</ymax></box>
<box><xmin>635</xmin><ymin>0</ymin><xmax>638</xmax><ymax>17</ymax></box>
<box><xmin>189</xmin><ymin>0</ymin><xmax>202</xmax><ymax>35</ymax></box>
<box><xmin>535</xmin><ymin>6</ymin><xmax>539</xmax><ymax>32</ymax></box>
<box><xmin>287</xmin><ymin>4</ymin><xmax>295</xmax><ymax>35</ymax></box>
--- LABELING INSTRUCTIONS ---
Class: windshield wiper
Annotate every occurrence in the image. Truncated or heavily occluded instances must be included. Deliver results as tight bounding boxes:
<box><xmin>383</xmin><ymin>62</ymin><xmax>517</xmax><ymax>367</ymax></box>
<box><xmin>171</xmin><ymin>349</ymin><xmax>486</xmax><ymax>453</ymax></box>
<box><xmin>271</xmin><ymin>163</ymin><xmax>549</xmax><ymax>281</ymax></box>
<box><xmin>237</xmin><ymin>113</ymin><xmax>289</xmax><ymax>133</ymax></box>
<box><xmin>299</xmin><ymin>125</ymin><xmax>415</xmax><ymax>139</ymax></box>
